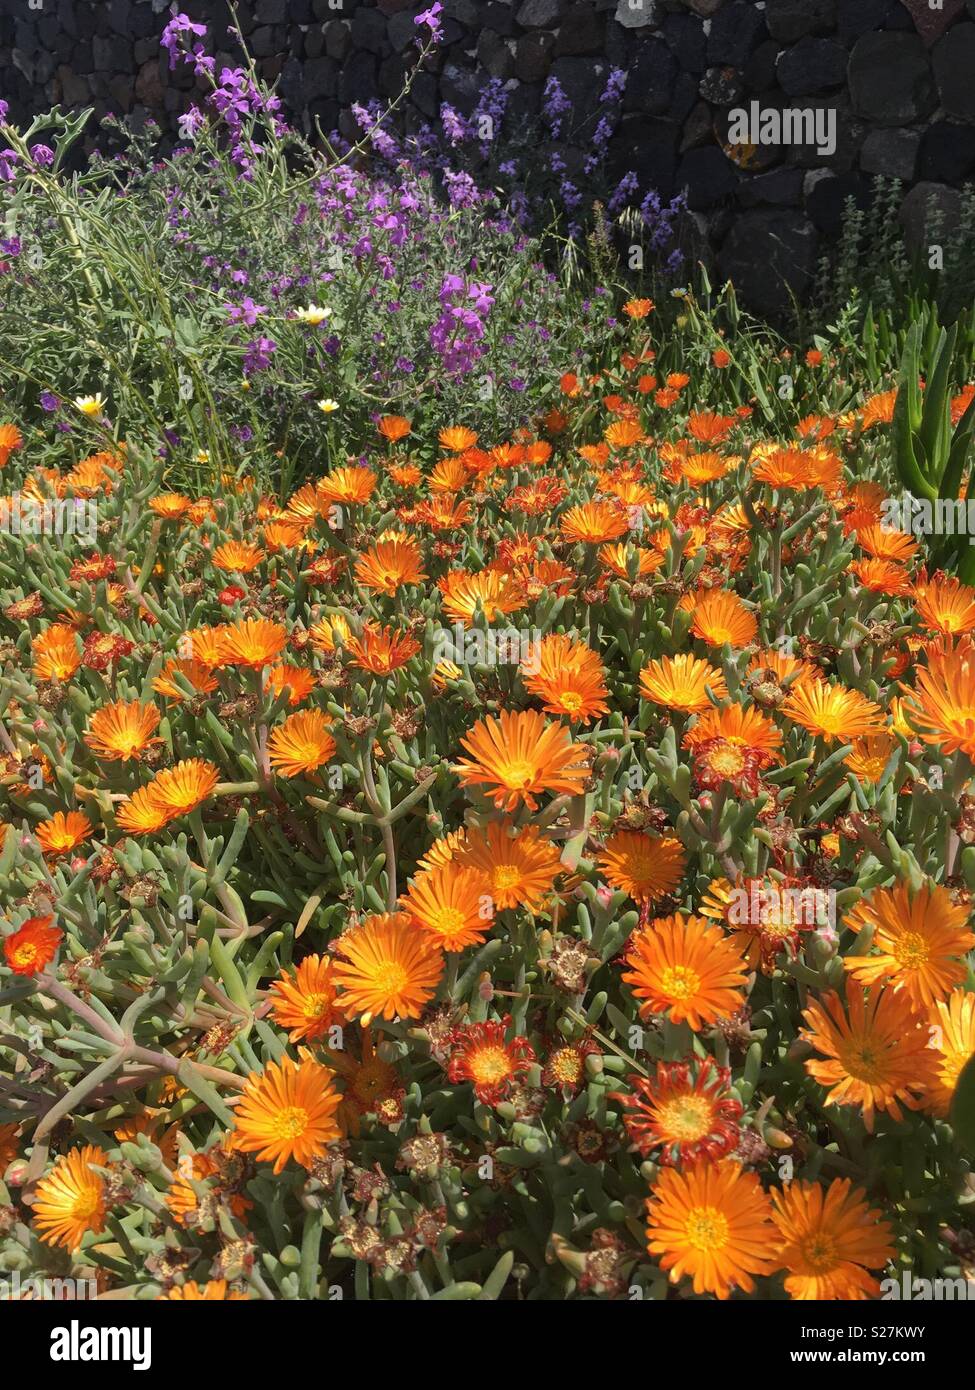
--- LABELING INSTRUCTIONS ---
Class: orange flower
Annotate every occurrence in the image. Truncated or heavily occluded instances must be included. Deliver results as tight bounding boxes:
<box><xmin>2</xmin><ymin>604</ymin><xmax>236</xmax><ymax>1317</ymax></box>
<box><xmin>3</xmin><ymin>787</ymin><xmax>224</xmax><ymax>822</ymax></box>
<box><xmin>639</xmin><ymin>653</ymin><xmax>728</xmax><ymax>713</ymax></box>
<box><xmin>355</xmin><ymin>538</ymin><xmax>427</xmax><ymax>596</ymax></box>
<box><xmin>455</xmin><ymin>709</ymin><xmax>589</xmax><ymax>812</ymax></box>
<box><xmin>267</xmin><ymin>709</ymin><xmax>337</xmax><ymax>778</ymax></box>
<box><xmin>622</xmin><ymin>914</ymin><xmax>748</xmax><ymax>1030</ymax></box>
<box><xmin>159</xmin><ymin>1280</ymin><xmax>249</xmax><ymax>1300</ymax></box>
<box><xmin>687</xmin><ymin>410</ymin><xmax>735</xmax><ymax>445</ymax></box>
<box><xmin>623</xmin><ymin>298</ymin><xmax>654</xmax><ymax>319</ymax></box>
<box><xmin>597</xmin><ymin>831</ymin><xmax>686</xmax><ymax>904</ymax></box>
<box><xmin>115</xmin><ymin>786</ymin><xmax>171</xmax><ymax>836</ymax></box>
<box><xmin>212</xmin><ymin>540</ymin><xmax>263</xmax><ymax>573</ymax></box>
<box><xmin>0</xmin><ymin>422</ymin><xmax>24</xmax><ymax>467</ymax></box>
<box><xmin>771</xmin><ymin>1179</ymin><xmax>895</xmax><ymax>1301</ymax></box>
<box><xmin>317</xmin><ymin>465</ymin><xmax>376</xmax><ymax>506</ymax></box>
<box><xmin>645</xmin><ymin>1161</ymin><xmax>775</xmax><ymax>1300</ymax></box>
<box><xmin>217</xmin><ymin>619</ymin><xmax>287</xmax><ymax>669</ymax></box>
<box><xmin>378</xmin><ymin>415</ymin><xmax>412</xmax><ymax>443</ymax></box>
<box><xmin>446</xmin><ymin>1016</ymin><xmax>536</xmax><ymax>1105</ymax></box>
<box><xmin>781</xmin><ymin>681</ymin><xmax>885</xmax><ymax>743</ymax></box>
<box><xmin>438</xmin><ymin>569</ymin><xmax>524</xmax><ymax>627</ymax></box>
<box><xmin>345</xmin><ymin>624</ymin><xmax>420</xmax><ymax>675</ymax></box>
<box><xmin>32</xmin><ymin>625</ymin><xmax>82</xmax><ymax>682</ymax></box>
<box><xmin>35</xmin><ymin>810</ymin><xmax>92</xmax><ymax>858</ymax></box>
<box><xmin>456</xmin><ymin>821</ymin><xmax>561</xmax><ymax>912</ymax></box>
<box><xmin>4</xmin><ymin>915</ymin><xmax>62</xmax><ymax>976</ymax></box>
<box><xmin>842</xmin><ymin>881</ymin><xmax>975</xmax><ymax>1009</ymax></box>
<box><xmin>560</xmin><ymin>500</ymin><xmax>629</xmax><ymax>544</ymax></box>
<box><xmin>689</xmin><ymin>589</ymin><xmax>757</xmax><ymax>648</ymax></box>
<box><xmin>682</xmin><ymin>703</ymin><xmax>783</xmax><ymax>761</ymax></box>
<box><xmin>521</xmin><ymin>634</ymin><xmax>609</xmax><ymax>723</ymax></box>
<box><xmin>149</xmin><ymin>493</ymin><xmax>190</xmax><ymax>519</ymax></box>
<box><xmin>229</xmin><ymin>1054</ymin><xmax>342</xmax><ymax>1174</ymax></box>
<box><xmin>32</xmin><ymin>1145</ymin><xmax>108</xmax><ymax>1250</ymax></box>
<box><xmin>439</xmin><ymin>425</ymin><xmax>478</xmax><ymax>452</ymax></box>
<box><xmin>401</xmin><ymin>863</ymin><xmax>494</xmax><ymax>952</ymax></box>
<box><xmin>925</xmin><ymin>990</ymin><xmax>975</xmax><ymax>1116</ymax></box>
<box><xmin>268</xmin><ymin>955</ymin><xmax>342</xmax><ymax>1042</ymax></box>
<box><xmin>801</xmin><ymin>982</ymin><xmax>935</xmax><ymax>1130</ymax></box>
<box><xmin>84</xmin><ymin>700</ymin><xmax>161</xmax><ymax>762</ymax></box>
<box><xmin>333</xmin><ymin>912</ymin><xmax>444</xmax><ymax>1022</ymax></box>
<box><xmin>264</xmin><ymin>663</ymin><xmax>315</xmax><ymax>706</ymax></box>
<box><xmin>914</xmin><ymin>572</ymin><xmax>975</xmax><ymax>636</ymax></box>
<box><xmin>145</xmin><ymin>759</ymin><xmax>219</xmax><ymax>820</ymax></box>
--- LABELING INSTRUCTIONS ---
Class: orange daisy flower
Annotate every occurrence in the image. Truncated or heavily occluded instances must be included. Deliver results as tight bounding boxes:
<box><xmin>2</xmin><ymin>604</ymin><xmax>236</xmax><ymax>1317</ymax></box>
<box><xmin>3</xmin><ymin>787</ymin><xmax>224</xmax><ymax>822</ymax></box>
<box><xmin>145</xmin><ymin>759</ymin><xmax>219</xmax><ymax>820</ymax></box>
<box><xmin>438</xmin><ymin>569</ymin><xmax>524</xmax><ymax>627</ymax></box>
<box><xmin>316</xmin><ymin>465</ymin><xmax>376</xmax><ymax>506</ymax></box>
<box><xmin>445</xmin><ymin>1016</ymin><xmax>536</xmax><ymax>1105</ymax></box>
<box><xmin>645</xmin><ymin>1161</ymin><xmax>775</xmax><ymax>1300</ymax></box>
<box><xmin>597</xmin><ymin>831</ymin><xmax>686</xmax><ymax>904</ymax></box>
<box><xmin>4</xmin><ymin>914</ymin><xmax>62</xmax><ymax>976</ymax></box>
<box><xmin>439</xmin><ymin>425</ymin><xmax>478</xmax><ymax>452</ymax></box>
<box><xmin>264</xmin><ymin>663</ymin><xmax>316</xmax><ymax>706</ymax></box>
<box><xmin>842</xmin><ymin>881</ymin><xmax>975</xmax><ymax>1009</ymax></box>
<box><xmin>457</xmin><ymin>821</ymin><xmax>561</xmax><ymax>912</ymax></box>
<box><xmin>639</xmin><ymin>653</ymin><xmax>728</xmax><ymax>714</ymax></box>
<box><xmin>781</xmin><ymin>681</ymin><xmax>885</xmax><ymax>743</ymax></box>
<box><xmin>914</xmin><ymin>572</ymin><xmax>975</xmax><ymax>636</ymax></box>
<box><xmin>690</xmin><ymin>589</ymin><xmax>758</xmax><ymax>648</ymax></box>
<box><xmin>35</xmin><ymin>810</ymin><xmax>92</xmax><ymax>858</ymax></box>
<box><xmin>267</xmin><ymin>709</ymin><xmax>336</xmax><ymax>778</ymax></box>
<box><xmin>378</xmin><ymin>415</ymin><xmax>412</xmax><ymax>443</ymax></box>
<box><xmin>32</xmin><ymin>625</ymin><xmax>82</xmax><ymax>682</ymax></box>
<box><xmin>355</xmin><ymin>538</ymin><xmax>428</xmax><ymax>596</ymax></box>
<box><xmin>521</xmin><ymin>634</ymin><xmax>610</xmax><ymax>723</ymax></box>
<box><xmin>454</xmin><ymin>709</ymin><xmax>589</xmax><ymax>812</ymax></box>
<box><xmin>33</xmin><ymin>1145</ymin><xmax>109</xmax><ymax>1250</ymax></box>
<box><xmin>771</xmin><ymin>1179</ymin><xmax>895</xmax><ymax>1300</ymax></box>
<box><xmin>344</xmin><ymin>625</ymin><xmax>420</xmax><ymax>675</ymax></box>
<box><xmin>560</xmin><ymin>500</ymin><xmax>629</xmax><ymax>544</ymax></box>
<box><xmin>925</xmin><ymin>990</ymin><xmax>975</xmax><ymax>1116</ymax></box>
<box><xmin>333</xmin><ymin>912</ymin><xmax>444</xmax><ymax>1022</ymax></box>
<box><xmin>401</xmin><ymin>862</ymin><xmax>494</xmax><ymax>952</ymax></box>
<box><xmin>267</xmin><ymin>954</ymin><xmax>342</xmax><ymax>1042</ymax></box>
<box><xmin>801</xmin><ymin>982</ymin><xmax>935</xmax><ymax>1129</ymax></box>
<box><xmin>212</xmin><ymin>540</ymin><xmax>264</xmax><ymax>573</ymax></box>
<box><xmin>84</xmin><ymin>700</ymin><xmax>162</xmax><ymax>762</ymax></box>
<box><xmin>229</xmin><ymin>1054</ymin><xmax>342</xmax><ymax>1174</ymax></box>
<box><xmin>622</xmin><ymin>914</ymin><xmax>749</xmax><ymax>1030</ymax></box>
<box><xmin>217</xmin><ymin>619</ymin><xmax>287</xmax><ymax>669</ymax></box>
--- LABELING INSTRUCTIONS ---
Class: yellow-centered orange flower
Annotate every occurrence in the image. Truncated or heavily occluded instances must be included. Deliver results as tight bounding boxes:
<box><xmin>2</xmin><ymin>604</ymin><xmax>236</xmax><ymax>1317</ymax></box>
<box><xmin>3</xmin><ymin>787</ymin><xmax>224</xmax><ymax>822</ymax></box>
<box><xmin>438</xmin><ymin>569</ymin><xmax>524</xmax><ymax>627</ymax></box>
<box><xmin>32</xmin><ymin>625</ymin><xmax>82</xmax><ymax>682</ymax></box>
<box><xmin>454</xmin><ymin>709</ymin><xmax>589</xmax><ymax>812</ymax></box>
<box><xmin>690</xmin><ymin>589</ymin><xmax>757</xmax><ymax>648</ymax></box>
<box><xmin>333</xmin><ymin>912</ymin><xmax>444</xmax><ymax>1022</ymax></box>
<box><xmin>217</xmin><ymin>619</ymin><xmax>287</xmax><ymax>669</ymax></box>
<box><xmin>33</xmin><ymin>1145</ymin><xmax>109</xmax><ymax>1250</ymax></box>
<box><xmin>842</xmin><ymin>880</ymin><xmax>975</xmax><ymax>1008</ymax></box>
<box><xmin>622</xmin><ymin>914</ymin><xmax>749</xmax><ymax>1030</ymax></box>
<box><xmin>267</xmin><ymin>709</ymin><xmax>336</xmax><ymax>778</ymax></box>
<box><xmin>457</xmin><ymin>821</ymin><xmax>561</xmax><ymax>912</ymax></box>
<box><xmin>645</xmin><ymin>1161</ymin><xmax>775</xmax><ymax>1300</ymax></box>
<box><xmin>212</xmin><ymin>540</ymin><xmax>263</xmax><ymax>573</ymax></box>
<box><xmin>345</xmin><ymin>625</ymin><xmax>420</xmax><ymax>674</ymax></box>
<box><xmin>35</xmin><ymin>810</ymin><xmax>92</xmax><ymax>858</ymax></box>
<box><xmin>925</xmin><ymin>990</ymin><xmax>975</xmax><ymax>1116</ymax></box>
<box><xmin>401</xmin><ymin>862</ymin><xmax>494</xmax><ymax>952</ymax></box>
<box><xmin>781</xmin><ymin>680</ymin><xmax>885</xmax><ymax>742</ymax></box>
<box><xmin>597</xmin><ymin>831</ymin><xmax>686</xmax><ymax>904</ymax></box>
<box><xmin>84</xmin><ymin>699</ymin><xmax>161</xmax><ymax>762</ymax></box>
<box><xmin>355</xmin><ymin>538</ymin><xmax>427</xmax><ymax>596</ymax></box>
<box><xmin>144</xmin><ymin>759</ymin><xmax>219</xmax><ymax>820</ymax></box>
<box><xmin>801</xmin><ymin>982</ymin><xmax>935</xmax><ymax>1130</ymax></box>
<box><xmin>770</xmin><ymin>1179</ymin><xmax>895</xmax><ymax>1300</ymax></box>
<box><xmin>639</xmin><ymin>653</ymin><xmax>728</xmax><ymax>713</ymax></box>
<box><xmin>267</xmin><ymin>955</ymin><xmax>342</xmax><ymax>1042</ymax></box>
<box><xmin>521</xmin><ymin>634</ymin><xmax>609</xmax><ymax>723</ymax></box>
<box><xmin>229</xmin><ymin>1054</ymin><xmax>342</xmax><ymax>1174</ymax></box>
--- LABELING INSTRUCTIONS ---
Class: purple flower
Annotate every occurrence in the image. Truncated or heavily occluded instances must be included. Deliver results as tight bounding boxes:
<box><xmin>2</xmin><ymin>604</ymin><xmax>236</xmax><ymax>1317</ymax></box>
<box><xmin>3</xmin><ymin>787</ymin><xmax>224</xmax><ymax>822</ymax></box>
<box><xmin>177</xmin><ymin>107</ymin><xmax>206</xmax><ymax>141</ymax></box>
<box><xmin>0</xmin><ymin>100</ymin><xmax>8</xmax><ymax>124</ymax></box>
<box><xmin>226</xmin><ymin>296</ymin><xmax>266</xmax><ymax>326</ymax></box>
<box><xmin>414</xmin><ymin>2</ymin><xmax>444</xmax><ymax>43</ymax></box>
<box><xmin>542</xmin><ymin>77</ymin><xmax>571</xmax><ymax>139</ymax></box>
<box><xmin>160</xmin><ymin>13</ymin><xmax>210</xmax><ymax>74</ymax></box>
<box><xmin>40</xmin><ymin>391</ymin><xmax>60</xmax><ymax>412</ymax></box>
<box><xmin>29</xmin><ymin>144</ymin><xmax>54</xmax><ymax>167</ymax></box>
<box><xmin>243</xmin><ymin>336</ymin><xmax>276</xmax><ymax>375</ymax></box>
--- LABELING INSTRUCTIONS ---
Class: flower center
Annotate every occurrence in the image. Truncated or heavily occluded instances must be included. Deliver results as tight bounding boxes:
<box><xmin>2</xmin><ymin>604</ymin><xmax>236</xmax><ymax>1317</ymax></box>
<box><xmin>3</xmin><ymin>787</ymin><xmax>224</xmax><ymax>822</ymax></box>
<box><xmin>271</xmin><ymin>1106</ymin><xmax>309</xmax><ymax>1140</ymax></box>
<box><xmin>660</xmin><ymin>964</ymin><xmax>702</xmax><ymax>1001</ymax></box>
<box><xmin>430</xmin><ymin>907</ymin><xmax>467</xmax><ymax>941</ymax></box>
<box><xmin>892</xmin><ymin>931</ymin><xmax>931</xmax><ymax>970</ymax></box>
<box><xmin>493</xmin><ymin>865</ymin><xmax>522</xmax><ymax>892</ymax></box>
<box><xmin>708</xmin><ymin>743</ymin><xmax>746</xmax><ymax>776</ymax></box>
<box><xmin>558</xmin><ymin>691</ymin><xmax>584</xmax><ymax>716</ymax></box>
<box><xmin>374</xmin><ymin>962</ymin><xmax>408</xmax><ymax>997</ymax></box>
<box><xmin>71</xmin><ymin>1186</ymin><xmax>104</xmax><ymax>1222</ymax></box>
<box><xmin>657</xmin><ymin>1095</ymin><xmax>714</xmax><ymax>1142</ymax></box>
<box><xmin>800</xmin><ymin>1233</ymin><xmax>839</xmax><ymax>1272</ymax></box>
<box><xmin>301</xmin><ymin>992</ymin><xmax>332</xmax><ymax>1021</ymax></box>
<box><xmin>469</xmin><ymin>1046</ymin><xmax>513</xmax><ymax>1085</ymax></box>
<box><xmin>684</xmin><ymin>1205</ymin><xmax>730</xmax><ymax>1253</ymax></box>
<box><xmin>504</xmin><ymin>759</ymin><xmax>535</xmax><ymax>789</ymax></box>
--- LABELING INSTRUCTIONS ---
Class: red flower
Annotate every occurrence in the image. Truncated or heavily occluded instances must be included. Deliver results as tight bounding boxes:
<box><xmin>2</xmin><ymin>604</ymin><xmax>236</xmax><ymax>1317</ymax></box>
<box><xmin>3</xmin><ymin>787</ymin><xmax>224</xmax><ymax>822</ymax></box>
<box><xmin>218</xmin><ymin>585</ymin><xmax>246</xmax><ymax>605</ymax></box>
<box><xmin>612</xmin><ymin>1057</ymin><xmax>742</xmax><ymax>1166</ymax></box>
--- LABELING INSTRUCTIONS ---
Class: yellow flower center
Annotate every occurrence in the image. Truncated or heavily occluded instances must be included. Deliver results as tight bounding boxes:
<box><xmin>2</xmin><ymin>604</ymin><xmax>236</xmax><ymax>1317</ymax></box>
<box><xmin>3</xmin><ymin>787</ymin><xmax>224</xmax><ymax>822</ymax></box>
<box><xmin>468</xmin><ymin>1046</ymin><xmax>513</xmax><ymax>1085</ymax></box>
<box><xmin>660</xmin><ymin>964</ymin><xmax>702</xmax><ymax>1001</ymax></box>
<box><xmin>558</xmin><ymin>691</ymin><xmax>584</xmax><ymax>716</ymax></box>
<box><xmin>549</xmin><ymin>1049</ymin><xmax>583</xmax><ymax>1085</ymax></box>
<box><xmin>684</xmin><ymin>1205</ymin><xmax>730</xmax><ymax>1252</ymax></box>
<box><xmin>504</xmin><ymin>759</ymin><xmax>536</xmax><ymax>789</ymax></box>
<box><xmin>71</xmin><ymin>1185</ymin><xmax>104</xmax><ymax>1222</ymax></box>
<box><xmin>271</xmin><ymin>1106</ymin><xmax>309</xmax><ymax>1140</ymax></box>
<box><xmin>840</xmin><ymin>1040</ymin><xmax>886</xmax><ymax>1084</ymax></box>
<box><xmin>892</xmin><ymin>931</ymin><xmax>931</xmax><ymax>970</ymax></box>
<box><xmin>301</xmin><ymin>992</ymin><xmax>332</xmax><ymax>1021</ymax></box>
<box><xmin>493</xmin><ymin>865</ymin><xmax>522</xmax><ymax>892</ymax></box>
<box><xmin>707</xmin><ymin>743</ymin><xmax>746</xmax><ymax>776</ymax></box>
<box><xmin>430</xmin><ymin>907</ymin><xmax>467</xmax><ymax>941</ymax></box>
<box><xmin>373</xmin><ymin>962</ymin><xmax>408</xmax><ymax>997</ymax></box>
<box><xmin>12</xmin><ymin>943</ymin><xmax>38</xmax><ymax>968</ymax></box>
<box><xmin>656</xmin><ymin>1094</ymin><xmax>714</xmax><ymax>1142</ymax></box>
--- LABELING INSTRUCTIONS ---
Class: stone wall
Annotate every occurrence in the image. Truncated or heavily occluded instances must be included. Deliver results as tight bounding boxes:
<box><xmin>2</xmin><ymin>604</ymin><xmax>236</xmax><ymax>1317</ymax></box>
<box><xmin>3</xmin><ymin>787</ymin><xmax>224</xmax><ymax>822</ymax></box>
<box><xmin>3</xmin><ymin>0</ymin><xmax>975</xmax><ymax>313</ymax></box>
